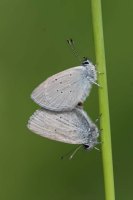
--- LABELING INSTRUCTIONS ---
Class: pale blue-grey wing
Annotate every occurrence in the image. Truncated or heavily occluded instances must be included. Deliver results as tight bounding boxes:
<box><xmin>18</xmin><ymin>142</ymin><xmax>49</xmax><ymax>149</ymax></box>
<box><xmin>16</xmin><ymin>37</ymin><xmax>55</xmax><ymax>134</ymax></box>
<box><xmin>31</xmin><ymin>66</ymin><xmax>91</xmax><ymax>111</ymax></box>
<box><xmin>27</xmin><ymin>108</ymin><xmax>92</xmax><ymax>144</ymax></box>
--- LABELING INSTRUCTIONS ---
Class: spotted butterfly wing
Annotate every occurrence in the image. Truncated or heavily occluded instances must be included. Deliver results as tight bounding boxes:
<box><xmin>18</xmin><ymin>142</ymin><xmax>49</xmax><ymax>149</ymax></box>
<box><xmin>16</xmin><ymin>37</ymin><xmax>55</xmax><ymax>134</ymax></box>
<box><xmin>31</xmin><ymin>61</ymin><xmax>97</xmax><ymax>111</ymax></box>
<box><xmin>27</xmin><ymin>107</ymin><xmax>99</xmax><ymax>149</ymax></box>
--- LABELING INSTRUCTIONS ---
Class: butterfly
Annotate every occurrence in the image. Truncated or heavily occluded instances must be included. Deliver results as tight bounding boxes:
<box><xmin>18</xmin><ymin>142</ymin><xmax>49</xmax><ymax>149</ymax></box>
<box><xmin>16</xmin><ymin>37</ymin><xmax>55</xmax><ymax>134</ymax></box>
<box><xmin>31</xmin><ymin>57</ymin><xmax>99</xmax><ymax>111</ymax></box>
<box><xmin>27</xmin><ymin>107</ymin><xmax>100</xmax><ymax>151</ymax></box>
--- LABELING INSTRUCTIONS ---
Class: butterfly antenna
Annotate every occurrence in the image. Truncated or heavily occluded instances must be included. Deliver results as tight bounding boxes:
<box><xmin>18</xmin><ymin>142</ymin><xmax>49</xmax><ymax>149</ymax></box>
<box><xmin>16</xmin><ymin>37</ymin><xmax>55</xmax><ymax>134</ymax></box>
<box><xmin>67</xmin><ymin>38</ymin><xmax>82</xmax><ymax>63</ymax></box>
<box><xmin>94</xmin><ymin>147</ymin><xmax>100</xmax><ymax>151</ymax></box>
<box><xmin>61</xmin><ymin>145</ymin><xmax>82</xmax><ymax>160</ymax></box>
<box><xmin>69</xmin><ymin>145</ymin><xmax>83</xmax><ymax>160</ymax></box>
<box><xmin>60</xmin><ymin>148</ymin><xmax>74</xmax><ymax>160</ymax></box>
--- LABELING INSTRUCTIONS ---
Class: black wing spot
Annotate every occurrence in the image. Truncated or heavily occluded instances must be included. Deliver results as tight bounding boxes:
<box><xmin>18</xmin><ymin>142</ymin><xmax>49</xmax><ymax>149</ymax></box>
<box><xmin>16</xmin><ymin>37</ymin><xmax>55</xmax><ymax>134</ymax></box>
<box><xmin>55</xmin><ymin>79</ymin><xmax>58</xmax><ymax>81</ymax></box>
<box><xmin>60</xmin><ymin>81</ymin><xmax>62</xmax><ymax>84</ymax></box>
<box><xmin>70</xmin><ymin>74</ymin><xmax>72</xmax><ymax>76</ymax></box>
<box><xmin>70</xmin><ymin>91</ymin><xmax>72</xmax><ymax>93</ymax></box>
<box><xmin>61</xmin><ymin>91</ymin><xmax>63</xmax><ymax>93</ymax></box>
<box><xmin>55</xmin><ymin>129</ymin><xmax>56</xmax><ymax>132</ymax></box>
<box><xmin>57</xmin><ymin>90</ymin><xmax>59</xmax><ymax>92</ymax></box>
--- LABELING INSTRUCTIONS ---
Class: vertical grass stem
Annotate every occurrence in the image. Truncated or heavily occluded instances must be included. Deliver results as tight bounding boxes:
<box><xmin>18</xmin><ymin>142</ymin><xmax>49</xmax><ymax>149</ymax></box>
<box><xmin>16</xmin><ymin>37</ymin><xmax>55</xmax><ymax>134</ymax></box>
<box><xmin>91</xmin><ymin>1</ymin><xmax>115</xmax><ymax>200</ymax></box>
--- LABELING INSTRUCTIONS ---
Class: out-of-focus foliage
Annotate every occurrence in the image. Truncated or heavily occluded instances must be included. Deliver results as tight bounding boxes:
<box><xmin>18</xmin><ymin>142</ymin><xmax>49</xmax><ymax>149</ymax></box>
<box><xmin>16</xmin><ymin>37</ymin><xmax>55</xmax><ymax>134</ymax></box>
<box><xmin>0</xmin><ymin>1</ymin><xmax>132</xmax><ymax>199</ymax></box>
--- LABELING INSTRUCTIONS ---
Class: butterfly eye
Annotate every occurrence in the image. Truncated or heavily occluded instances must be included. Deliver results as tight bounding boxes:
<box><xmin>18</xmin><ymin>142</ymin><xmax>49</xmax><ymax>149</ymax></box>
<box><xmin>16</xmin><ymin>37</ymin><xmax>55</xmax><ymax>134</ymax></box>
<box><xmin>84</xmin><ymin>61</ymin><xmax>89</xmax><ymax>65</ymax></box>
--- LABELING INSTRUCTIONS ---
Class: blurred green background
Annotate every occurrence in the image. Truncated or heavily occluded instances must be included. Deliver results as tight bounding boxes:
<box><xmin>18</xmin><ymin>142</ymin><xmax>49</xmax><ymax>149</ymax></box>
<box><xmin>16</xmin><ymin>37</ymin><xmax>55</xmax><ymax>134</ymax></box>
<box><xmin>0</xmin><ymin>0</ymin><xmax>132</xmax><ymax>199</ymax></box>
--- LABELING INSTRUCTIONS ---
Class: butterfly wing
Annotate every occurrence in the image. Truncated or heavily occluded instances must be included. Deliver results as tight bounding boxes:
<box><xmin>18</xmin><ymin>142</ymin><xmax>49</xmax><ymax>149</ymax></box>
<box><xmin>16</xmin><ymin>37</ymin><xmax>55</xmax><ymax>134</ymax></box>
<box><xmin>27</xmin><ymin>108</ymin><xmax>92</xmax><ymax>144</ymax></box>
<box><xmin>31</xmin><ymin>66</ymin><xmax>91</xmax><ymax>111</ymax></box>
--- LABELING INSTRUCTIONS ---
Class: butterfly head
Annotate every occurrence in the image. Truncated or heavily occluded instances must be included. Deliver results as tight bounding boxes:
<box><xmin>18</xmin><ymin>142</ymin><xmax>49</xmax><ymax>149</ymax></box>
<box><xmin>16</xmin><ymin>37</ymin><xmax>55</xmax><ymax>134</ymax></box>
<box><xmin>82</xmin><ymin>57</ymin><xmax>90</xmax><ymax>66</ymax></box>
<box><xmin>82</xmin><ymin>57</ymin><xmax>97</xmax><ymax>82</ymax></box>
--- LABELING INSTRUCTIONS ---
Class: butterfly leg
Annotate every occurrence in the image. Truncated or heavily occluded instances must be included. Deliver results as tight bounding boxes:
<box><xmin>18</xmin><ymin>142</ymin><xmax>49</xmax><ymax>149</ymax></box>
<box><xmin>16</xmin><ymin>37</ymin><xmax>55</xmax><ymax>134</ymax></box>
<box><xmin>95</xmin><ymin>113</ymin><xmax>102</xmax><ymax>123</ymax></box>
<box><xmin>95</xmin><ymin>65</ymin><xmax>104</xmax><ymax>74</ymax></box>
<box><xmin>90</xmin><ymin>80</ymin><xmax>102</xmax><ymax>87</ymax></box>
<box><xmin>97</xmin><ymin>71</ymin><xmax>104</xmax><ymax>75</ymax></box>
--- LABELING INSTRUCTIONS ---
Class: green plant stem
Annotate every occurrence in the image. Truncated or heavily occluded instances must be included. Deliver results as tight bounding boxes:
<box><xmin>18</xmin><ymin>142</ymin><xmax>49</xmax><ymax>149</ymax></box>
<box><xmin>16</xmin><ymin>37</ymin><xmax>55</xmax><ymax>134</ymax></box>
<box><xmin>91</xmin><ymin>1</ymin><xmax>115</xmax><ymax>200</ymax></box>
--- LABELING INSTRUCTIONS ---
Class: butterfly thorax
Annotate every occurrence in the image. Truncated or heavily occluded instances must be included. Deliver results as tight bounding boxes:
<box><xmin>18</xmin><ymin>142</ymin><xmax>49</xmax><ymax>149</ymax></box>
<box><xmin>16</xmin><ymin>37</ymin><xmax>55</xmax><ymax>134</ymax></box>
<box><xmin>82</xmin><ymin>59</ymin><xmax>97</xmax><ymax>82</ymax></box>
